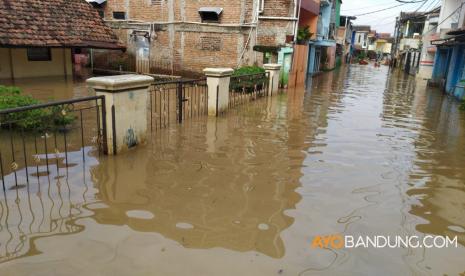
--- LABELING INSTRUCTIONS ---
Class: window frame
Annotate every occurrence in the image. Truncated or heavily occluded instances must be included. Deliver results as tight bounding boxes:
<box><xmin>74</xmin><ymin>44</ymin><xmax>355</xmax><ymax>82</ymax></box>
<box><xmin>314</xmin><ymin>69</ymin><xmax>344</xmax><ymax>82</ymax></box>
<box><xmin>113</xmin><ymin>11</ymin><xmax>126</xmax><ymax>20</ymax></box>
<box><xmin>27</xmin><ymin>48</ymin><xmax>52</xmax><ymax>62</ymax></box>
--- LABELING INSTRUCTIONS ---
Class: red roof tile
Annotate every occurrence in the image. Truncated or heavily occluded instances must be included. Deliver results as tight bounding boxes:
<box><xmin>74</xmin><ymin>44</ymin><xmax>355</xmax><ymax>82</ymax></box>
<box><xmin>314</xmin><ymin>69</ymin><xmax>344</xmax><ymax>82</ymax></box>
<box><xmin>0</xmin><ymin>0</ymin><xmax>125</xmax><ymax>49</ymax></box>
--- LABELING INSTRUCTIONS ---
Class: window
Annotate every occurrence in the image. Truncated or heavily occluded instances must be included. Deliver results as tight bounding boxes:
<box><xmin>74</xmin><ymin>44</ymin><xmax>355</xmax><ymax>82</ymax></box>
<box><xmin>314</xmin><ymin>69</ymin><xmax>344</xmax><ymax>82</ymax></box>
<box><xmin>113</xmin><ymin>11</ymin><xmax>126</xmax><ymax>20</ymax></box>
<box><xmin>199</xmin><ymin>7</ymin><xmax>223</xmax><ymax>23</ymax></box>
<box><xmin>27</xmin><ymin>48</ymin><xmax>51</xmax><ymax>61</ymax></box>
<box><xmin>151</xmin><ymin>0</ymin><xmax>163</xmax><ymax>5</ymax></box>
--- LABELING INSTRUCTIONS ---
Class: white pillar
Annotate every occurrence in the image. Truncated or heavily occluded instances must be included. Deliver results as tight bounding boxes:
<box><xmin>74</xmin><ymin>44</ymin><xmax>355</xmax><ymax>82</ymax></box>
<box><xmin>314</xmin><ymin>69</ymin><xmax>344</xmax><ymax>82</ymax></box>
<box><xmin>203</xmin><ymin>68</ymin><xmax>234</xmax><ymax>116</ymax></box>
<box><xmin>86</xmin><ymin>74</ymin><xmax>154</xmax><ymax>155</ymax></box>
<box><xmin>264</xmin><ymin>63</ymin><xmax>281</xmax><ymax>96</ymax></box>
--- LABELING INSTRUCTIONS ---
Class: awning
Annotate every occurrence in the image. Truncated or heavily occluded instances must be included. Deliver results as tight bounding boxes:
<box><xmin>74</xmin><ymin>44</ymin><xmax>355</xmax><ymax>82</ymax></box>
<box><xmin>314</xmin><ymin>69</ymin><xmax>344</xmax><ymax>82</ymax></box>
<box><xmin>199</xmin><ymin>7</ymin><xmax>223</xmax><ymax>15</ymax></box>
<box><xmin>86</xmin><ymin>0</ymin><xmax>107</xmax><ymax>4</ymax></box>
<box><xmin>253</xmin><ymin>45</ymin><xmax>282</xmax><ymax>53</ymax></box>
<box><xmin>447</xmin><ymin>28</ymin><xmax>465</xmax><ymax>36</ymax></box>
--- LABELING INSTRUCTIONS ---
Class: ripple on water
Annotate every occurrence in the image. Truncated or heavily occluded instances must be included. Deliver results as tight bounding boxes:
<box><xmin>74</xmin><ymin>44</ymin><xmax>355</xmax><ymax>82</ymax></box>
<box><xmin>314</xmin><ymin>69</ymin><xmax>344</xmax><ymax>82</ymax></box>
<box><xmin>125</xmin><ymin>210</ymin><xmax>155</xmax><ymax>220</ymax></box>
<box><xmin>176</xmin><ymin>222</ymin><xmax>194</xmax><ymax>229</ymax></box>
<box><xmin>258</xmin><ymin>223</ymin><xmax>270</xmax><ymax>231</ymax></box>
<box><xmin>448</xmin><ymin>225</ymin><xmax>465</xmax><ymax>233</ymax></box>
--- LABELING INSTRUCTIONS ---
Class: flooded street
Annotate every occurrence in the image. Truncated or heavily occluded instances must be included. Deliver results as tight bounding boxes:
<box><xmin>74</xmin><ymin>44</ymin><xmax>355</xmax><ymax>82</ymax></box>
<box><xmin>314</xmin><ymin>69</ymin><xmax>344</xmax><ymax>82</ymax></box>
<box><xmin>1</xmin><ymin>65</ymin><xmax>465</xmax><ymax>275</ymax></box>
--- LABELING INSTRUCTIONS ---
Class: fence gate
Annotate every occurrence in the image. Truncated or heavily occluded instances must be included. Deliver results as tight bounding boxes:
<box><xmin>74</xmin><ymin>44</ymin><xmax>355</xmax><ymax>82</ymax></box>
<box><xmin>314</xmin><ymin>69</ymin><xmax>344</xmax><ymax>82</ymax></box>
<box><xmin>148</xmin><ymin>79</ymin><xmax>208</xmax><ymax>131</ymax></box>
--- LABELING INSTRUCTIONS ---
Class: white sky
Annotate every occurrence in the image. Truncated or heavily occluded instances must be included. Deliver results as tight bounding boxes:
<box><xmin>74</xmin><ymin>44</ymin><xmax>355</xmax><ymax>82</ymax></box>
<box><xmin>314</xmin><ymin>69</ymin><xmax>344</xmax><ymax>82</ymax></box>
<box><xmin>341</xmin><ymin>0</ymin><xmax>442</xmax><ymax>34</ymax></box>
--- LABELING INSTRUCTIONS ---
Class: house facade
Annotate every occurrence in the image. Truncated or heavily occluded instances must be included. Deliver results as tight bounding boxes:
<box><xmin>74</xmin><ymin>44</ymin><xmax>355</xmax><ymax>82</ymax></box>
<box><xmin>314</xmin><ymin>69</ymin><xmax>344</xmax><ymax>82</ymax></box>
<box><xmin>337</xmin><ymin>15</ymin><xmax>356</xmax><ymax>64</ymax></box>
<box><xmin>288</xmin><ymin>0</ymin><xmax>320</xmax><ymax>87</ymax></box>
<box><xmin>95</xmin><ymin>0</ymin><xmax>303</xmax><ymax>76</ymax></box>
<box><xmin>430</xmin><ymin>0</ymin><xmax>465</xmax><ymax>99</ymax></box>
<box><xmin>418</xmin><ymin>8</ymin><xmax>440</xmax><ymax>80</ymax></box>
<box><xmin>307</xmin><ymin>0</ymin><xmax>339</xmax><ymax>76</ymax></box>
<box><xmin>392</xmin><ymin>12</ymin><xmax>426</xmax><ymax>75</ymax></box>
<box><xmin>352</xmin><ymin>26</ymin><xmax>370</xmax><ymax>53</ymax></box>
<box><xmin>374</xmin><ymin>33</ymin><xmax>393</xmax><ymax>57</ymax></box>
<box><xmin>0</xmin><ymin>0</ymin><xmax>123</xmax><ymax>80</ymax></box>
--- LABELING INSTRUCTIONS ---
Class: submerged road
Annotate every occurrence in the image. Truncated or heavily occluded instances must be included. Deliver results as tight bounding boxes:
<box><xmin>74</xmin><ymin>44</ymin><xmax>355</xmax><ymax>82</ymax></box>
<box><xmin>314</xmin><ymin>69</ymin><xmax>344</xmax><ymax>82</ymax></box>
<box><xmin>1</xmin><ymin>65</ymin><xmax>464</xmax><ymax>275</ymax></box>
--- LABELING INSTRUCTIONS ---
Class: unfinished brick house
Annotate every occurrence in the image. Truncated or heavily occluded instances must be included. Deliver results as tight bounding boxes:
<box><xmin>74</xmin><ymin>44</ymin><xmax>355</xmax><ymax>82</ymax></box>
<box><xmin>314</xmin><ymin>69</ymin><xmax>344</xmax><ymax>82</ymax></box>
<box><xmin>91</xmin><ymin>0</ymin><xmax>301</xmax><ymax>76</ymax></box>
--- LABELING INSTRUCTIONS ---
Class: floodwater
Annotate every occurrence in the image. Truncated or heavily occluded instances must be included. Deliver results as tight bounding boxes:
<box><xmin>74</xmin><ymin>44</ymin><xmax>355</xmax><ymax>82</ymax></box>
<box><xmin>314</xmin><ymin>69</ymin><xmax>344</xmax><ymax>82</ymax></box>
<box><xmin>0</xmin><ymin>69</ymin><xmax>93</xmax><ymax>101</ymax></box>
<box><xmin>1</xmin><ymin>65</ymin><xmax>465</xmax><ymax>275</ymax></box>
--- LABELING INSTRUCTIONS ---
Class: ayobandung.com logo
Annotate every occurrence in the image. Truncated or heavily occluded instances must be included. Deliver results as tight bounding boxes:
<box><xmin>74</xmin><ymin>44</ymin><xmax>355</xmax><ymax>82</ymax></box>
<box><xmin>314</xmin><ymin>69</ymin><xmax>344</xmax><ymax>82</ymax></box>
<box><xmin>311</xmin><ymin>234</ymin><xmax>459</xmax><ymax>249</ymax></box>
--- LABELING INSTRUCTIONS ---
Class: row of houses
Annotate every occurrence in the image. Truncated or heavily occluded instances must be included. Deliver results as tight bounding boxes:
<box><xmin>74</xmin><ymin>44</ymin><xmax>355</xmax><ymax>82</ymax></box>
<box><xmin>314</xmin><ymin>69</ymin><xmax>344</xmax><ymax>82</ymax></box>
<box><xmin>0</xmin><ymin>0</ymin><xmax>394</xmax><ymax>89</ymax></box>
<box><xmin>93</xmin><ymin>0</ymin><xmax>353</xmax><ymax>86</ymax></box>
<box><xmin>391</xmin><ymin>0</ymin><xmax>465</xmax><ymax>100</ymax></box>
<box><xmin>350</xmin><ymin>25</ymin><xmax>393</xmax><ymax>60</ymax></box>
<box><xmin>0</xmin><ymin>0</ymin><xmax>357</xmax><ymax>87</ymax></box>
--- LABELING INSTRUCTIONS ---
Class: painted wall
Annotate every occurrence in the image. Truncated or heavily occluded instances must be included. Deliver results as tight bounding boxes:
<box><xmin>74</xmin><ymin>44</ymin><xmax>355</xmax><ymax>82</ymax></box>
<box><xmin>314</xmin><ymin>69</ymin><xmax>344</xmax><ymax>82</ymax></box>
<box><xmin>418</xmin><ymin>16</ymin><xmax>439</xmax><ymax>80</ymax></box>
<box><xmin>0</xmin><ymin>48</ymin><xmax>12</xmax><ymax>79</ymax></box>
<box><xmin>317</xmin><ymin>1</ymin><xmax>332</xmax><ymax>40</ymax></box>
<box><xmin>432</xmin><ymin>48</ymin><xmax>452</xmax><ymax>84</ymax></box>
<box><xmin>438</xmin><ymin>0</ymin><xmax>464</xmax><ymax>36</ymax></box>
<box><xmin>335</xmin><ymin>0</ymin><xmax>341</xmax><ymax>28</ymax></box>
<box><xmin>300</xmin><ymin>0</ymin><xmax>320</xmax><ymax>16</ymax></box>
<box><xmin>299</xmin><ymin>9</ymin><xmax>319</xmax><ymax>38</ymax></box>
<box><xmin>446</xmin><ymin>45</ymin><xmax>465</xmax><ymax>95</ymax></box>
<box><xmin>354</xmin><ymin>32</ymin><xmax>368</xmax><ymax>49</ymax></box>
<box><xmin>0</xmin><ymin>48</ymin><xmax>72</xmax><ymax>79</ymax></box>
<box><xmin>278</xmin><ymin>47</ymin><xmax>293</xmax><ymax>87</ymax></box>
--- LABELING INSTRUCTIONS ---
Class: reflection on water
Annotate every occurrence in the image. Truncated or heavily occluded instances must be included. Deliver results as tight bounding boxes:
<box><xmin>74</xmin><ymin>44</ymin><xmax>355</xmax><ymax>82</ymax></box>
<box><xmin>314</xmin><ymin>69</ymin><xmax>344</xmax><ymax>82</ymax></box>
<box><xmin>90</xmin><ymin>96</ymin><xmax>303</xmax><ymax>258</ymax></box>
<box><xmin>0</xmin><ymin>148</ymin><xmax>98</xmax><ymax>262</ymax></box>
<box><xmin>0</xmin><ymin>74</ymin><xmax>92</xmax><ymax>102</ymax></box>
<box><xmin>1</xmin><ymin>66</ymin><xmax>465</xmax><ymax>275</ymax></box>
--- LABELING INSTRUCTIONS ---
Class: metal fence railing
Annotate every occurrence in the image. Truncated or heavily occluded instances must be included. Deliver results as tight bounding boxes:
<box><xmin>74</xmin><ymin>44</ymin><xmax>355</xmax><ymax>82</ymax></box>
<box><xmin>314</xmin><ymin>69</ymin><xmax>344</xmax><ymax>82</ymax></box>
<box><xmin>229</xmin><ymin>72</ymin><xmax>270</xmax><ymax>109</ymax></box>
<box><xmin>0</xmin><ymin>96</ymin><xmax>106</xmax><ymax>190</ymax></box>
<box><xmin>148</xmin><ymin>79</ymin><xmax>208</xmax><ymax>131</ymax></box>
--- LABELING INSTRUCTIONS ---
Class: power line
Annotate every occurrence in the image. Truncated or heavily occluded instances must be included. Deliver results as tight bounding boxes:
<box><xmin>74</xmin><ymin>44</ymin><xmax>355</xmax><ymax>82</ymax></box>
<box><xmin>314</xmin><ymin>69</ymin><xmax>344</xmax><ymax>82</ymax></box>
<box><xmin>342</xmin><ymin>1</ymin><xmax>401</xmax><ymax>12</ymax></box>
<box><xmin>423</xmin><ymin>1</ymin><xmax>465</xmax><ymax>35</ymax></box>
<box><xmin>352</xmin><ymin>2</ymin><xmax>424</xmax><ymax>17</ymax></box>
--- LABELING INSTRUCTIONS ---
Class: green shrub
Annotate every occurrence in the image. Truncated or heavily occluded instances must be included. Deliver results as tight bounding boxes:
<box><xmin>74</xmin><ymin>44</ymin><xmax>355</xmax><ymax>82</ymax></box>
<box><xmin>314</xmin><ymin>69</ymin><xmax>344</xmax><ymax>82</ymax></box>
<box><xmin>297</xmin><ymin>25</ymin><xmax>313</xmax><ymax>44</ymax></box>
<box><xmin>0</xmin><ymin>85</ymin><xmax>75</xmax><ymax>130</ymax></box>
<box><xmin>232</xmin><ymin>66</ymin><xmax>267</xmax><ymax>93</ymax></box>
<box><xmin>460</xmin><ymin>99</ymin><xmax>465</xmax><ymax>111</ymax></box>
<box><xmin>233</xmin><ymin>66</ymin><xmax>265</xmax><ymax>76</ymax></box>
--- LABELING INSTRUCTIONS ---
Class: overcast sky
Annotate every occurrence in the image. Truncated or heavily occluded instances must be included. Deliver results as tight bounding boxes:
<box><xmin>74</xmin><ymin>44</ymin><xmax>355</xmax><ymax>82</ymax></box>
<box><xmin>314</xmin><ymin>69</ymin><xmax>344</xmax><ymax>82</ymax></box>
<box><xmin>341</xmin><ymin>0</ymin><xmax>442</xmax><ymax>34</ymax></box>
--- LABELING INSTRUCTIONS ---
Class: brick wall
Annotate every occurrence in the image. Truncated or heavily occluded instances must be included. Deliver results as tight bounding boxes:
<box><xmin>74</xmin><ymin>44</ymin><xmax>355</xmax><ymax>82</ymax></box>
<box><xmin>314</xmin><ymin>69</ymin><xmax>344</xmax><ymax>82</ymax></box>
<box><xmin>102</xmin><ymin>0</ymin><xmax>295</xmax><ymax>75</ymax></box>
<box><xmin>262</xmin><ymin>0</ymin><xmax>294</xmax><ymax>17</ymax></box>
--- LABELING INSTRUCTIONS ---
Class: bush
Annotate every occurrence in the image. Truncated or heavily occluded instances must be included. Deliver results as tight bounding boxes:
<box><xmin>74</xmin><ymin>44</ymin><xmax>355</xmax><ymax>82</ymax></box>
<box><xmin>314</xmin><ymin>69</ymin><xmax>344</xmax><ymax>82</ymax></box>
<box><xmin>233</xmin><ymin>66</ymin><xmax>265</xmax><ymax>76</ymax></box>
<box><xmin>296</xmin><ymin>25</ymin><xmax>313</xmax><ymax>44</ymax></box>
<box><xmin>0</xmin><ymin>85</ymin><xmax>75</xmax><ymax>130</ymax></box>
<box><xmin>232</xmin><ymin>66</ymin><xmax>267</xmax><ymax>93</ymax></box>
<box><xmin>460</xmin><ymin>99</ymin><xmax>465</xmax><ymax>111</ymax></box>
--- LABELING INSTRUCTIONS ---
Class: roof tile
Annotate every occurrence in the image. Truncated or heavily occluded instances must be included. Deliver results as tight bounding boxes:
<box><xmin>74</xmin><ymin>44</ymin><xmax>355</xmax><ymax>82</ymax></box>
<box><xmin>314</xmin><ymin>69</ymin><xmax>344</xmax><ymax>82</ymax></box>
<box><xmin>0</xmin><ymin>0</ymin><xmax>124</xmax><ymax>49</ymax></box>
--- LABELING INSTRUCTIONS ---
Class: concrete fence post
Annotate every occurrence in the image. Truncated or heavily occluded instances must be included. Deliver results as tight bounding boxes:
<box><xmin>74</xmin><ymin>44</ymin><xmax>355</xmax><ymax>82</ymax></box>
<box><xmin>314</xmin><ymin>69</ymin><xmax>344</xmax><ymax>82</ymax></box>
<box><xmin>203</xmin><ymin>68</ymin><xmax>234</xmax><ymax>116</ymax></box>
<box><xmin>264</xmin><ymin>63</ymin><xmax>281</xmax><ymax>96</ymax></box>
<box><xmin>86</xmin><ymin>74</ymin><xmax>154</xmax><ymax>155</ymax></box>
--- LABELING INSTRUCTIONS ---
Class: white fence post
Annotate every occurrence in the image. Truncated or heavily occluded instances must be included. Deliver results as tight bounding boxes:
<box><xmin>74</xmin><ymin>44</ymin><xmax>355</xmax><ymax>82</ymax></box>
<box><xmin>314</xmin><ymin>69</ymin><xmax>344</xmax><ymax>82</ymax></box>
<box><xmin>87</xmin><ymin>74</ymin><xmax>154</xmax><ymax>155</ymax></box>
<box><xmin>203</xmin><ymin>68</ymin><xmax>234</xmax><ymax>116</ymax></box>
<box><xmin>264</xmin><ymin>64</ymin><xmax>281</xmax><ymax>96</ymax></box>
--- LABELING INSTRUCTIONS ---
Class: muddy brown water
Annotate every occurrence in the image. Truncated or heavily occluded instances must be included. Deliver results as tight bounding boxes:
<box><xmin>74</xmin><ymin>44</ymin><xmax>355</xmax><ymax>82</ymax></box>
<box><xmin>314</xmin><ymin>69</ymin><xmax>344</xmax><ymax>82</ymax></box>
<box><xmin>0</xmin><ymin>66</ymin><xmax>464</xmax><ymax>275</ymax></box>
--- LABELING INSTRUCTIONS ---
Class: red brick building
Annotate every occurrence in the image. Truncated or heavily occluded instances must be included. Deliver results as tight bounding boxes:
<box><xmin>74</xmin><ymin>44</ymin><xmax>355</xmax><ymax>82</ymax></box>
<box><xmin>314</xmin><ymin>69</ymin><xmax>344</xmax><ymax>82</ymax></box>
<box><xmin>92</xmin><ymin>0</ymin><xmax>300</xmax><ymax>75</ymax></box>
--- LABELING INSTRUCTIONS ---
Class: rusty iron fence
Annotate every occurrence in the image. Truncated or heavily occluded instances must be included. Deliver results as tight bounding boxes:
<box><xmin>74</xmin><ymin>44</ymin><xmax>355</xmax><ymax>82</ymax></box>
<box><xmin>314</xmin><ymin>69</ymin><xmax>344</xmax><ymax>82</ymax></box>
<box><xmin>148</xmin><ymin>79</ymin><xmax>208</xmax><ymax>131</ymax></box>
<box><xmin>229</xmin><ymin>72</ymin><xmax>270</xmax><ymax>109</ymax></box>
<box><xmin>0</xmin><ymin>96</ymin><xmax>106</xmax><ymax>190</ymax></box>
